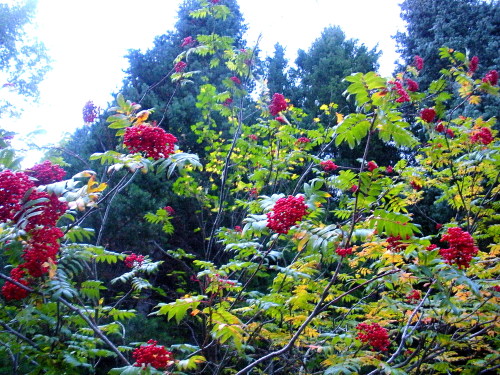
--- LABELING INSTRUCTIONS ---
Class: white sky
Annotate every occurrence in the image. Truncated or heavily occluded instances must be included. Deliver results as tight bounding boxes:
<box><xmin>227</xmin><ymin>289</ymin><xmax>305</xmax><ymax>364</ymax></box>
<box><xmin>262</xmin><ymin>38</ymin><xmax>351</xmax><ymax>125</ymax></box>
<box><xmin>0</xmin><ymin>0</ymin><xmax>404</xmax><ymax>162</ymax></box>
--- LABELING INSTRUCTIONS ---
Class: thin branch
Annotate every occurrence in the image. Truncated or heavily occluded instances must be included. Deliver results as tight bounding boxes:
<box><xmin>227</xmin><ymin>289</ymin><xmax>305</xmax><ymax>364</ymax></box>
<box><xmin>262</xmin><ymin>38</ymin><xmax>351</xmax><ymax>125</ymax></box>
<box><xmin>0</xmin><ymin>320</ymin><xmax>41</xmax><ymax>350</ymax></box>
<box><xmin>96</xmin><ymin>169</ymin><xmax>139</xmax><ymax>246</ymax></box>
<box><xmin>0</xmin><ymin>272</ymin><xmax>130</xmax><ymax>366</ymax></box>
<box><xmin>386</xmin><ymin>282</ymin><xmax>435</xmax><ymax>364</ymax></box>
<box><xmin>235</xmin><ymin>269</ymin><xmax>398</xmax><ymax>374</ymax></box>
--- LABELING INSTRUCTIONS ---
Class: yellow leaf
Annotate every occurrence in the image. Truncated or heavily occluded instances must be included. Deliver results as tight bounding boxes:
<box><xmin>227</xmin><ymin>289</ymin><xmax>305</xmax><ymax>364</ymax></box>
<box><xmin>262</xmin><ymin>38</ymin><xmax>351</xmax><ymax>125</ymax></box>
<box><xmin>336</xmin><ymin>112</ymin><xmax>344</xmax><ymax>123</ymax></box>
<box><xmin>468</xmin><ymin>95</ymin><xmax>481</xmax><ymax>105</ymax></box>
<box><xmin>134</xmin><ymin>110</ymin><xmax>150</xmax><ymax>124</ymax></box>
<box><xmin>297</xmin><ymin>236</ymin><xmax>309</xmax><ymax>252</ymax></box>
<box><xmin>42</xmin><ymin>258</ymin><xmax>57</xmax><ymax>279</ymax></box>
<box><xmin>382</xmin><ymin>251</ymin><xmax>404</xmax><ymax>265</ymax></box>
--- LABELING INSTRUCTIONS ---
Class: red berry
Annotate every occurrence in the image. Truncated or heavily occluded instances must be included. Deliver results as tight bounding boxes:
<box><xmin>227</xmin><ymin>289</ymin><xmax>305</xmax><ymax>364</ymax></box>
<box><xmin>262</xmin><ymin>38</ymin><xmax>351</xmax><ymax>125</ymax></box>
<box><xmin>26</xmin><ymin>160</ymin><xmax>66</xmax><ymax>186</ymax></box>
<box><xmin>266</xmin><ymin>195</ymin><xmax>308</xmax><ymax>234</ymax></box>
<box><xmin>356</xmin><ymin>322</ymin><xmax>390</xmax><ymax>351</ymax></box>
<box><xmin>421</xmin><ymin>108</ymin><xmax>437</xmax><ymax>123</ymax></box>
<box><xmin>124</xmin><ymin>253</ymin><xmax>145</xmax><ymax>268</ymax></box>
<box><xmin>367</xmin><ymin>161</ymin><xmax>378</xmax><ymax>172</ymax></box>
<box><xmin>269</xmin><ymin>93</ymin><xmax>288</xmax><ymax>116</ymax></box>
<box><xmin>124</xmin><ymin>125</ymin><xmax>178</xmax><ymax>160</ymax></box>
<box><xmin>132</xmin><ymin>340</ymin><xmax>173</xmax><ymax>369</ymax></box>
<box><xmin>320</xmin><ymin>160</ymin><xmax>338</xmax><ymax>172</ymax></box>
<box><xmin>439</xmin><ymin>227</ymin><xmax>478</xmax><ymax>269</ymax></box>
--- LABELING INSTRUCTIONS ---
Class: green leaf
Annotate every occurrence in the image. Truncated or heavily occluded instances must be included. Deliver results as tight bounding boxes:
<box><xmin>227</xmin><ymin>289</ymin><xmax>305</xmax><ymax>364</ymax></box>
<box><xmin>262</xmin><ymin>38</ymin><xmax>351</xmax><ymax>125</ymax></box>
<box><xmin>108</xmin><ymin>119</ymin><xmax>132</xmax><ymax>129</ymax></box>
<box><xmin>176</xmin><ymin>355</ymin><xmax>206</xmax><ymax>371</ymax></box>
<box><xmin>80</xmin><ymin>280</ymin><xmax>106</xmax><ymax>300</ymax></box>
<box><xmin>370</xmin><ymin>209</ymin><xmax>420</xmax><ymax>237</ymax></box>
<box><xmin>334</xmin><ymin>114</ymin><xmax>371</xmax><ymax>148</ymax></box>
<box><xmin>154</xmin><ymin>295</ymin><xmax>205</xmax><ymax>324</ymax></box>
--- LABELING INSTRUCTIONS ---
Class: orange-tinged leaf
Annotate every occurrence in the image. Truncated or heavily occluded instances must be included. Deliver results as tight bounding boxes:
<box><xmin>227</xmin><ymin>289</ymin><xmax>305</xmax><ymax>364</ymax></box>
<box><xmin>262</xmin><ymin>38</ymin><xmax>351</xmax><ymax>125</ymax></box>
<box><xmin>43</xmin><ymin>258</ymin><xmax>57</xmax><ymax>279</ymax></box>
<box><xmin>191</xmin><ymin>308</ymin><xmax>201</xmax><ymax>316</ymax></box>
<box><xmin>134</xmin><ymin>110</ymin><xmax>150</xmax><ymax>124</ymax></box>
<box><xmin>336</xmin><ymin>112</ymin><xmax>344</xmax><ymax>123</ymax></box>
<box><xmin>72</xmin><ymin>170</ymin><xmax>96</xmax><ymax>178</ymax></box>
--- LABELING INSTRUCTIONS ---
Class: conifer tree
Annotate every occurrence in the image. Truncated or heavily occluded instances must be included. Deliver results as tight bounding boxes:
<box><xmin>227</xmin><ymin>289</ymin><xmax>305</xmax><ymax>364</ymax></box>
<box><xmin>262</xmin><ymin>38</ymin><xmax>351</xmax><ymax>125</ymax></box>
<box><xmin>59</xmin><ymin>0</ymin><xmax>250</xmax><ymax>258</ymax></box>
<box><xmin>294</xmin><ymin>26</ymin><xmax>380</xmax><ymax>116</ymax></box>
<box><xmin>395</xmin><ymin>0</ymin><xmax>499</xmax><ymax>87</ymax></box>
<box><xmin>265</xmin><ymin>43</ymin><xmax>294</xmax><ymax>100</ymax></box>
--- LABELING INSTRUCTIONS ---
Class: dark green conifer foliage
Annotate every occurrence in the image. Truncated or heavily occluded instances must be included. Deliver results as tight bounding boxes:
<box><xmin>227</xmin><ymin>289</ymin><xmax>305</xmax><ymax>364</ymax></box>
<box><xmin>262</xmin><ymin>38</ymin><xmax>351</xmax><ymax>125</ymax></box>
<box><xmin>290</xmin><ymin>27</ymin><xmax>392</xmax><ymax>166</ymax></box>
<box><xmin>58</xmin><ymin>0</ymin><xmax>249</xmax><ymax>264</ymax></box>
<box><xmin>266</xmin><ymin>43</ymin><xmax>294</xmax><ymax>100</ymax></box>
<box><xmin>395</xmin><ymin>0</ymin><xmax>499</xmax><ymax>120</ymax></box>
<box><xmin>395</xmin><ymin>0</ymin><xmax>499</xmax><ymax>86</ymax></box>
<box><xmin>294</xmin><ymin>26</ymin><xmax>380</xmax><ymax>116</ymax></box>
<box><xmin>122</xmin><ymin>0</ymin><xmax>247</xmax><ymax>151</ymax></box>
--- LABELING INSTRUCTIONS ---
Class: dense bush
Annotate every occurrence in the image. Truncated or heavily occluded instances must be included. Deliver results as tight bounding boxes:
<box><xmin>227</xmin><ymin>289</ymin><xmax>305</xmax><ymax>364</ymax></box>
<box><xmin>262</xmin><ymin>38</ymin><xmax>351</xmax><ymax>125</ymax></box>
<box><xmin>1</xmin><ymin>2</ymin><xmax>499</xmax><ymax>374</ymax></box>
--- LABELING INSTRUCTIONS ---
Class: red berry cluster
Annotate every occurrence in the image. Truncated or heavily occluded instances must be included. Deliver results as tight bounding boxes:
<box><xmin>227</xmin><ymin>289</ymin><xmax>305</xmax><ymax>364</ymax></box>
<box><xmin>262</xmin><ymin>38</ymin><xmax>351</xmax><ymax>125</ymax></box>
<box><xmin>174</xmin><ymin>61</ymin><xmax>187</xmax><ymax>73</ymax></box>
<box><xmin>0</xmin><ymin>170</ymin><xmax>34</xmax><ymax>222</ymax></box>
<box><xmin>223</xmin><ymin>98</ymin><xmax>233</xmax><ymax>106</ymax></box>
<box><xmin>123</xmin><ymin>124</ymin><xmax>178</xmax><ymax>160</ymax></box>
<box><xmin>269</xmin><ymin>93</ymin><xmax>288</xmax><ymax>116</ymax></box>
<box><xmin>405</xmin><ymin>289</ymin><xmax>422</xmax><ymax>304</ymax></box>
<box><xmin>249</xmin><ymin>188</ymin><xmax>258</xmax><ymax>198</ymax></box>
<box><xmin>405</xmin><ymin>78</ymin><xmax>419</xmax><ymax>92</ymax></box>
<box><xmin>320</xmin><ymin>160</ymin><xmax>338</xmax><ymax>172</ymax></box>
<box><xmin>367</xmin><ymin>161</ymin><xmax>378</xmax><ymax>172</ymax></box>
<box><xmin>389</xmin><ymin>80</ymin><xmax>410</xmax><ymax>103</ymax></box>
<box><xmin>410</xmin><ymin>181</ymin><xmax>422</xmax><ymax>191</ymax></box>
<box><xmin>439</xmin><ymin>227</ymin><xmax>478</xmax><ymax>269</ymax></box>
<box><xmin>132</xmin><ymin>339</ymin><xmax>173</xmax><ymax>369</ymax></box>
<box><xmin>483</xmin><ymin>70</ymin><xmax>498</xmax><ymax>85</ymax></box>
<box><xmin>386</xmin><ymin>235</ymin><xmax>409</xmax><ymax>252</ymax></box>
<box><xmin>420</xmin><ymin>108</ymin><xmax>437</xmax><ymax>123</ymax></box>
<box><xmin>336</xmin><ymin>247</ymin><xmax>353</xmax><ymax>257</ymax></box>
<box><xmin>164</xmin><ymin>206</ymin><xmax>175</xmax><ymax>216</ymax></box>
<box><xmin>230</xmin><ymin>76</ymin><xmax>241</xmax><ymax>85</ymax></box>
<box><xmin>470</xmin><ymin>127</ymin><xmax>493</xmax><ymax>145</ymax></box>
<box><xmin>468</xmin><ymin>56</ymin><xmax>479</xmax><ymax>73</ymax></box>
<box><xmin>26</xmin><ymin>160</ymin><xmax>66</xmax><ymax>186</ymax></box>
<box><xmin>266</xmin><ymin>195</ymin><xmax>308</xmax><ymax>234</ymax></box>
<box><xmin>124</xmin><ymin>253</ymin><xmax>145</xmax><ymax>268</ymax></box>
<box><xmin>181</xmin><ymin>36</ymin><xmax>195</xmax><ymax>47</ymax></box>
<box><xmin>414</xmin><ymin>55</ymin><xmax>424</xmax><ymax>71</ymax></box>
<box><xmin>24</xmin><ymin>191</ymin><xmax>68</xmax><ymax>231</ymax></box>
<box><xmin>296</xmin><ymin>137</ymin><xmax>311</xmax><ymax>144</ymax></box>
<box><xmin>356</xmin><ymin>322</ymin><xmax>390</xmax><ymax>351</ymax></box>
<box><xmin>82</xmin><ymin>100</ymin><xmax>99</xmax><ymax>123</ymax></box>
<box><xmin>1</xmin><ymin>168</ymin><xmax>67</xmax><ymax>300</ymax></box>
<box><xmin>275</xmin><ymin>116</ymin><xmax>286</xmax><ymax>124</ymax></box>
<box><xmin>1</xmin><ymin>268</ymin><xmax>30</xmax><ymax>301</ymax></box>
<box><xmin>248</xmin><ymin>134</ymin><xmax>258</xmax><ymax>141</ymax></box>
<box><xmin>21</xmin><ymin>227</ymin><xmax>64</xmax><ymax>277</ymax></box>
